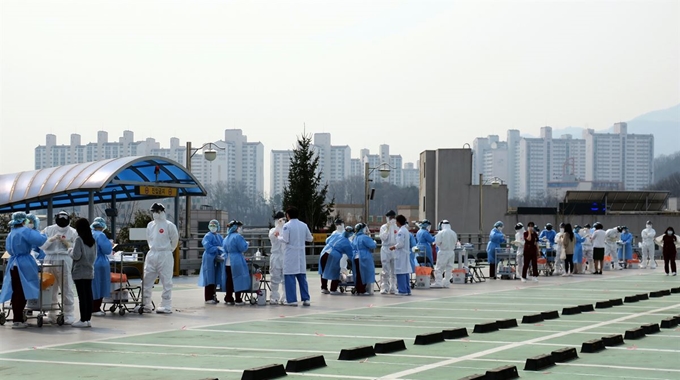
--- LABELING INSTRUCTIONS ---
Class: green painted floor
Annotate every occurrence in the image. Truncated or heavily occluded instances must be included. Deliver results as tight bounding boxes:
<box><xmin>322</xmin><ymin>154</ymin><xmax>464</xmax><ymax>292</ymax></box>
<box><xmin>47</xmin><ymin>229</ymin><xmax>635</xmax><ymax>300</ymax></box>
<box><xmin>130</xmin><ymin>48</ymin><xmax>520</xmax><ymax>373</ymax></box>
<box><xmin>1</xmin><ymin>272</ymin><xmax>679</xmax><ymax>380</ymax></box>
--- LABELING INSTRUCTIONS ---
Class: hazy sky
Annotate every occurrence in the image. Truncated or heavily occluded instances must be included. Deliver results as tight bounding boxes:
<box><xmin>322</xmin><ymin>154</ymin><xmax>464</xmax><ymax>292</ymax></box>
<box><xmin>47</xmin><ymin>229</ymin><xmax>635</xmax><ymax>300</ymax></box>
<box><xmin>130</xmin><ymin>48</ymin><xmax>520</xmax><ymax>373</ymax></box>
<box><xmin>2</xmin><ymin>0</ymin><xmax>678</xmax><ymax>190</ymax></box>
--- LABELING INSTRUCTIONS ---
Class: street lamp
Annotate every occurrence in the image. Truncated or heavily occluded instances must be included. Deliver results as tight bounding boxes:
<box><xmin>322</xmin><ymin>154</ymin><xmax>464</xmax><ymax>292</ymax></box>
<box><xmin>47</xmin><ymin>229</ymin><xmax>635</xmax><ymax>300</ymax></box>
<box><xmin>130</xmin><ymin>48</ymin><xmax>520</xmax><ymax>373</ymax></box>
<box><xmin>479</xmin><ymin>173</ymin><xmax>503</xmax><ymax>234</ymax></box>
<box><xmin>364</xmin><ymin>161</ymin><xmax>395</xmax><ymax>225</ymax></box>
<box><xmin>185</xmin><ymin>141</ymin><xmax>225</xmax><ymax>239</ymax></box>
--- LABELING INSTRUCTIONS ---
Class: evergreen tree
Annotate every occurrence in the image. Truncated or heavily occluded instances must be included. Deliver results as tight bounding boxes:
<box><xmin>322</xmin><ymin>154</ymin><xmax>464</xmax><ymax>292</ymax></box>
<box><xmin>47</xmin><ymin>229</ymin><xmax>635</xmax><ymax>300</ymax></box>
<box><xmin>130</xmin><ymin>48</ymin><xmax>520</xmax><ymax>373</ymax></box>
<box><xmin>282</xmin><ymin>133</ymin><xmax>335</xmax><ymax>231</ymax></box>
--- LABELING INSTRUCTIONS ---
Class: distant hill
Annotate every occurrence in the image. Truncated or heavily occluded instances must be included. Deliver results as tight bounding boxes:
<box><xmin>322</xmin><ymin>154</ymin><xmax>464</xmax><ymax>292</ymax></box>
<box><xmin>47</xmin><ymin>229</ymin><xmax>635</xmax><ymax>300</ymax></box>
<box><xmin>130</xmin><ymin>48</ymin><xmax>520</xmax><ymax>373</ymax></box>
<box><xmin>521</xmin><ymin>104</ymin><xmax>680</xmax><ymax>157</ymax></box>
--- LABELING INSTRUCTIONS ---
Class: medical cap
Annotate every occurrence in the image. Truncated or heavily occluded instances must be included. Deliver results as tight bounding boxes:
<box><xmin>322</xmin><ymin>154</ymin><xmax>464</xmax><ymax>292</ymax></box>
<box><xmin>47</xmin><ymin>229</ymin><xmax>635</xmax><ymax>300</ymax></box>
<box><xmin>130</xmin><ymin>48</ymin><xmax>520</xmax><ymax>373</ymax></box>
<box><xmin>10</xmin><ymin>212</ymin><xmax>27</xmax><ymax>227</ymax></box>
<box><xmin>209</xmin><ymin>219</ymin><xmax>220</xmax><ymax>232</ymax></box>
<box><xmin>91</xmin><ymin>217</ymin><xmax>107</xmax><ymax>230</ymax></box>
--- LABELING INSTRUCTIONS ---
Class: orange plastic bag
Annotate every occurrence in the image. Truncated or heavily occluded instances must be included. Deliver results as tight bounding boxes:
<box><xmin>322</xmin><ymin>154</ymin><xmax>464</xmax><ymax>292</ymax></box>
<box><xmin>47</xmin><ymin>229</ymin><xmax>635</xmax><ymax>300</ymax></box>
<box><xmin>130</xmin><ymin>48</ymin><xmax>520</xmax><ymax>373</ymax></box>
<box><xmin>537</xmin><ymin>258</ymin><xmax>547</xmax><ymax>265</ymax></box>
<box><xmin>41</xmin><ymin>272</ymin><xmax>55</xmax><ymax>290</ymax></box>
<box><xmin>110</xmin><ymin>273</ymin><xmax>128</xmax><ymax>283</ymax></box>
<box><xmin>415</xmin><ymin>266</ymin><xmax>432</xmax><ymax>276</ymax></box>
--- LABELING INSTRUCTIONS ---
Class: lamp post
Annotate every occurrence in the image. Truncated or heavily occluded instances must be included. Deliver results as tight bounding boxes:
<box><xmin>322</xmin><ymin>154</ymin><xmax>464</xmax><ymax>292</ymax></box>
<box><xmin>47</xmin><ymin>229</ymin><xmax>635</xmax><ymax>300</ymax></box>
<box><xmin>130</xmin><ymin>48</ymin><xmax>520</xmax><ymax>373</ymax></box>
<box><xmin>364</xmin><ymin>161</ymin><xmax>394</xmax><ymax>226</ymax></box>
<box><xmin>185</xmin><ymin>141</ymin><xmax>224</xmax><ymax>239</ymax></box>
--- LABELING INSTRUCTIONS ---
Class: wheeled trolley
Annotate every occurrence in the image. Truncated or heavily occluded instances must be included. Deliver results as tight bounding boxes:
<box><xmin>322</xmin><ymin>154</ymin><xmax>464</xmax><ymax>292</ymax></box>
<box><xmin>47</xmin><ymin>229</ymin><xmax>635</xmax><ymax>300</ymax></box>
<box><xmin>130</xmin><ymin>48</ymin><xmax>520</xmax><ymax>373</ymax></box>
<box><xmin>538</xmin><ymin>243</ymin><xmax>555</xmax><ymax>276</ymax></box>
<box><xmin>242</xmin><ymin>258</ymin><xmax>266</xmax><ymax>305</ymax></box>
<box><xmin>495</xmin><ymin>248</ymin><xmax>516</xmax><ymax>280</ymax></box>
<box><xmin>24</xmin><ymin>262</ymin><xmax>65</xmax><ymax>327</ymax></box>
<box><xmin>104</xmin><ymin>251</ymin><xmax>148</xmax><ymax>315</ymax></box>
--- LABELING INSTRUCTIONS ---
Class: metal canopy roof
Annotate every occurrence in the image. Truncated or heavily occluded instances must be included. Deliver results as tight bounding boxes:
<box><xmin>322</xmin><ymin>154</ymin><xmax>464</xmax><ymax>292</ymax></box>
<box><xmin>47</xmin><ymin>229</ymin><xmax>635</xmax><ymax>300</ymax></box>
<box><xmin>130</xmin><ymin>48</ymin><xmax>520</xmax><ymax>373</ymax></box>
<box><xmin>563</xmin><ymin>190</ymin><xmax>669</xmax><ymax>212</ymax></box>
<box><xmin>0</xmin><ymin>156</ymin><xmax>207</xmax><ymax>212</ymax></box>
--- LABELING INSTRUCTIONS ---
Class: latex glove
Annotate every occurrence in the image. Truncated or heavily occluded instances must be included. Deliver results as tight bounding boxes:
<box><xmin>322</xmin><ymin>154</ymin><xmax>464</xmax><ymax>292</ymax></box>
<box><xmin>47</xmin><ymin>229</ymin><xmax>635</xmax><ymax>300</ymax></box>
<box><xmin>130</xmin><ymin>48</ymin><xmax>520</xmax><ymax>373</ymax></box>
<box><xmin>62</xmin><ymin>240</ymin><xmax>71</xmax><ymax>249</ymax></box>
<box><xmin>215</xmin><ymin>255</ymin><xmax>225</xmax><ymax>263</ymax></box>
<box><xmin>48</xmin><ymin>235</ymin><xmax>60</xmax><ymax>242</ymax></box>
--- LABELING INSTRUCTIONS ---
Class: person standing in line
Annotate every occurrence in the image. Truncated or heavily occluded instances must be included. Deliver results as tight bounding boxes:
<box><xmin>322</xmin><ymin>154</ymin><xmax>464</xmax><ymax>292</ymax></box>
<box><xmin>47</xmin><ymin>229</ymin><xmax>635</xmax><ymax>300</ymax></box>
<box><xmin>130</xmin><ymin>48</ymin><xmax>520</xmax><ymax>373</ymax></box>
<box><xmin>222</xmin><ymin>221</ymin><xmax>250</xmax><ymax>306</ymax></box>
<box><xmin>318</xmin><ymin>219</ymin><xmax>344</xmax><ymax>294</ymax></box>
<box><xmin>553</xmin><ymin>223</ymin><xmax>565</xmax><ymax>275</ymax></box>
<box><xmin>90</xmin><ymin>217</ymin><xmax>112</xmax><ymax>316</ymax></box>
<box><xmin>71</xmin><ymin>218</ymin><xmax>97</xmax><ymax>328</ymax></box>
<box><xmin>378</xmin><ymin>210</ymin><xmax>399</xmax><ymax>294</ymax></box>
<box><xmin>486</xmin><ymin>221</ymin><xmax>506</xmax><ymax>279</ymax></box>
<box><xmin>390</xmin><ymin>215</ymin><xmax>413</xmax><ymax>296</ymax></box>
<box><xmin>415</xmin><ymin>220</ymin><xmax>435</xmax><ymax>267</ymax></box>
<box><xmin>560</xmin><ymin>224</ymin><xmax>575</xmax><ymax>277</ymax></box>
<box><xmin>573</xmin><ymin>225</ymin><xmax>585</xmax><ymax>274</ymax></box>
<box><xmin>514</xmin><ymin>223</ymin><xmax>526</xmax><ymax>277</ymax></box>
<box><xmin>605</xmin><ymin>226</ymin><xmax>621</xmax><ymax>270</ymax></box>
<box><xmin>521</xmin><ymin>222</ymin><xmax>539</xmax><ymax>282</ymax></box>
<box><xmin>277</xmin><ymin>207</ymin><xmax>314</xmax><ymax>306</ymax></box>
<box><xmin>431</xmin><ymin>220</ymin><xmax>458</xmax><ymax>288</ymax></box>
<box><xmin>580</xmin><ymin>223</ymin><xmax>594</xmax><ymax>273</ymax></box>
<box><xmin>618</xmin><ymin>226</ymin><xmax>634</xmax><ymax>269</ymax></box>
<box><xmin>640</xmin><ymin>221</ymin><xmax>657</xmax><ymax>269</ymax></box>
<box><xmin>591</xmin><ymin>222</ymin><xmax>606</xmax><ymax>275</ymax></box>
<box><xmin>198</xmin><ymin>219</ymin><xmax>224</xmax><ymax>304</ymax></box>
<box><xmin>351</xmin><ymin>223</ymin><xmax>377</xmax><ymax>295</ymax></box>
<box><xmin>268</xmin><ymin>211</ymin><xmax>287</xmax><ymax>304</ymax></box>
<box><xmin>137</xmin><ymin>203</ymin><xmax>179</xmax><ymax>314</ymax></box>
<box><xmin>0</xmin><ymin>212</ymin><xmax>47</xmax><ymax>329</ymax></box>
<box><xmin>658</xmin><ymin>227</ymin><xmax>677</xmax><ymax>276</ymax></box>
<box><xmin>41</xmin><ymin>211</ymin><xmax>78</xmax><ymax>324</ymax></box>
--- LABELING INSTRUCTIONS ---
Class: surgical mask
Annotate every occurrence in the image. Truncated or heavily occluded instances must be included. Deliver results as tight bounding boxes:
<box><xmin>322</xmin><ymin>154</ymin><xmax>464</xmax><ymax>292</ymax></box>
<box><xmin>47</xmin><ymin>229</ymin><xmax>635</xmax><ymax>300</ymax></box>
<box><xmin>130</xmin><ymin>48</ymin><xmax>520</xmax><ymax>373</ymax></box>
<box><xmin>389</xmin><ymin>218</ymin><xmax>396</xmax><ymax>225</ymax></box>
<box><xmin>559</xmin><ymin>228</ymin><xmax>564</xmax><ymax>233</ymax></box>
<box><xmin>55</xmin><ymin>218</ymin><xmax>69</xmax><ymax>228</ymax></box>
<box><xmin>209</xmin><ymin>226</ymin><xmax>217</xmax><ymax>233</ymax></box>
<box><xmin>27</xmin><ymin>222</ymin><xmax>34</xmax><ymax>229</ymax></box>
<box><xmin>668</xmin><ymin>231</ymin><xmax>673</xmax><ymax>235</ymax></box>
<box><xmin>337</xmin><ymin>224</ymin><xmax>345</xmax><ymax>231</ymax></box>
<box><xmin>646</xmin><ymin>224</ymin><xmax>652</xmax><ymax>228</ymax></box>
<box><xmin>497</xmin><ymin>226</ymin><xmax>503</xmax><ymax>232</ymax></box>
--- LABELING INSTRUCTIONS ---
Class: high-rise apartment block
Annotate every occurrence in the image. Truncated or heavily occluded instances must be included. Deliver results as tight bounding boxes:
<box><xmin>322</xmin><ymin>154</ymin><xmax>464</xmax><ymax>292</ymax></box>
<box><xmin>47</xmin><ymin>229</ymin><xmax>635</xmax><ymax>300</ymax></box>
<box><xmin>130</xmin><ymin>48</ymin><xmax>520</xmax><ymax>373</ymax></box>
<box><xmin>472</xmin><ymin>124</ymin><xmax>653</xmax><ymax>200</ymax></box>
<box><xmin>269</xmin><ymin>134</ymin><xmax>419</xmax><ymax>197</ymax></box>
<box><xmin>34</xmin><ymin>129</ymin><xmax>265</xmax><ymax>196</ymax></box>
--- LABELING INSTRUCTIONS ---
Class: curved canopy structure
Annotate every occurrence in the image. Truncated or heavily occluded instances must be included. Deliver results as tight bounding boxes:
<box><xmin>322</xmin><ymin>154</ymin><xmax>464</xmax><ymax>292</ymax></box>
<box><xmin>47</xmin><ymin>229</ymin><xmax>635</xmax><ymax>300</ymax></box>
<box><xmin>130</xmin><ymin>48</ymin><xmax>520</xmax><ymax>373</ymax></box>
<box><xmin>0</xmin><ymin>156</ymin><xmax>206</xmax><ymax>212</ymax></box>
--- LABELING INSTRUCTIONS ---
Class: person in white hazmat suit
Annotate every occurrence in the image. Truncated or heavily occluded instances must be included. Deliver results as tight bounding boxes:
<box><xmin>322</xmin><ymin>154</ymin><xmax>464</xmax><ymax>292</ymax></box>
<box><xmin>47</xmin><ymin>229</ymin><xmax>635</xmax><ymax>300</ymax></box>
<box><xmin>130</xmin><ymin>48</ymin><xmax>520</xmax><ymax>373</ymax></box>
<box><xmin>580</xmin><ymin>224</ymin><xmax>594</xmax><ymax>274</ymax></box>
<box><xmin>379</xmin><ymin>210</ymin><xmax>399</xmax><ymax>294</ymax></box>
<box><xmin>41</xmin><ymin>211</ymin><xmax>78</xmax><ymax>324</ymax></box>
<box><xmin>640</xmin><ymin>221</ymin><xmax>656</xmax><ymax>269</ymax></box>
<box><xmin>553</xmin><ymin>223</ymin><xmax>565</xmax><ymax>275</ymax></box>
<box><xmin>605</xmin><ymin>226</ymin><xmax>621</xmax><ymax>270</ymax></box>
<box><xmin>431</xmin><ymin>220</ymin><xmax>458</xmax><ymax>288</ymax></box>
<box><xmin>513</xmin><ymin>223</ymin><xmax>526</xmax><ymax>276</ymax></box>
<box><xmin>138</xmin><ymin>203</ymin><xmax>179</xmax><ymax>314</ymax></box>
<box><xmin>268</xmin><ymin>211</ymin><xmax>287</xmax><ymax>304</ymax></box>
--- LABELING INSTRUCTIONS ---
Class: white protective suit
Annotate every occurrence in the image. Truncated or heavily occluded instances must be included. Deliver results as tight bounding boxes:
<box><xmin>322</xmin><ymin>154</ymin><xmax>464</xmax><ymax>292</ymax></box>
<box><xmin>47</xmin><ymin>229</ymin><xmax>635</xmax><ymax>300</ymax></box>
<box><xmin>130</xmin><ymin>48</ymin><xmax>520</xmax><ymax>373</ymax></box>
<box><xmin>379</xmin><ymin>218</ymin><xmax>399</xmax><ymax>294</ymax></box>
<box><xmin>580</xmin><ymin>229</ymin><xmax>593</xmax><ymax>273</ymax></box>
<box><xmin>640</xmin><ymin>225</ymin><xmax>656</xmax><ymax>269</ymax></box>
<box><xmin>393</xmin><ymin>225</ymin><xmax>413</xmax><ymax>275</ymax></box>
<box><xmin>432</xmin><ymin>223</ymin><xmax>458</xmax><ymax>287</ymax></box>
<box><xmin>553</xmin><ymin>230</ymin><xmax>564</xmax><ymax>275</ymax></box>
<box><xmin>280</xmin><ymin>219</ymin><xmax>313</xmax><ymax>275</ymax></box>
<box><xmin>142</xmin><ymin>211</ymin><xmax>179</xmax><ymax>313</ymax></box>
<box><xmin>514</xmin><ymin>228</ymin><xmax>526</xmax><ymax>276</ymax></box>
<box><xmin>268</xmin><ymin>218</ymin><xmax>286</xmax><ymax>303</ymax></box>
<box><xmin>605</xmin><ymin>228</ymin><xmax>620</xmax><ymax>270</ymax></box>
<box><xmin>41</xmin><ymin>223</ymin><xmax>78</xmax><ymax>323</ymax></box>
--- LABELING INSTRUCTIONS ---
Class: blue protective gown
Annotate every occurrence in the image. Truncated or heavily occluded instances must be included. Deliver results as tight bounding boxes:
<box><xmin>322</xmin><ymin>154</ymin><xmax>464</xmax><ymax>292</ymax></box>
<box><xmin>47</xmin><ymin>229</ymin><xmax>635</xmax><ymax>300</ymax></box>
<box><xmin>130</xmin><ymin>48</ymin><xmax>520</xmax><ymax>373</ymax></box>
<box><xmin>198</xmin><ymin>232</ymin><xmax>225</xmax><ymax>290</ymax></box>
<box><xmin>573</xmin><ymin>233</ymin><xmax>584</xmax><ymax>264</ymax></box>
<box><xmin>486</xmin><ymin>228</ymin><xmax>506</xmax><ymax>264</ymax></box>
<box><xmin>321</xmin><ymin>236</ymin><xmax>353</xmax><ymax>281</ymax></box>
<box><xmin>351</xmin><ymin>233</ymin><xmax>377</xmax><ymax>286</ymax></box>
<box><xmin>539</xmin><ymin>229</ymin><xmax>556</xmax><ymax>255</ymax></box>
<box><xmin>91</xmin><ymin>230</ymin><xmax>112</xmax><ymax>300</ymax></box>
<box><xmin>0</xmin><ymin>227</ymin><xmax>48</xmax><ymax>303</ymax></box>
<box><xmin>409</xmin><ymin>233</ymin><xmax>418</xmax><ymax>271</ymax></box>
<box><xmin>416</xmin><ymin>229</ymin><xmax>435</xmax><ymax>266</ymax></box>
<box><xmin>223</xmin><ymin>232</ymin><xmax>250</xmax><ymax>292</ymax></box>
<box><xmin>618</xmin><ymin>231</ymin><xmax>633</xmax><ymax>261</ymax></box>
<box><xmin>318</xmin><ymin>232</ymin><xmax>342</xmax><ymax>275</ymax></box>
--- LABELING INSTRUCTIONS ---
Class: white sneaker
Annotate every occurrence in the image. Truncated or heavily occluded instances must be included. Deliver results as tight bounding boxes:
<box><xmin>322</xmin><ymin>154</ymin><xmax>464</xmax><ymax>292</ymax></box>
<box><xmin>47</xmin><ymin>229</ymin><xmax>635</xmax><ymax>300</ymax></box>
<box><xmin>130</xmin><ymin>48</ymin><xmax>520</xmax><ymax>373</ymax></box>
<box><xmin>380</xmin><ymin>289</ymin><xmax>388</xmax><ymax>294</ymax></box>
<box><xmin>64</xmin><ymin>318</ymin><xmax>77</xmax><ymax>325</ymax></box>
<box><xmin>155</xmin><ymin>307</ymin><xmax>173</xmax><ymax>314</ymax></box>
<box><xmin>329</xmin><ymin>291</ymin><xmax>341</xmax><ymax>295</ymax></box>
<box><xmin>12</xmin><ymin>322</ymin><xmax>29</xmax><ymax>329</ymax></box>
<box><xmin>431</xmin><ymin>283</ymin><xmax>443</xmax><ymax>288</ymax></box>
<box><xmin>533</xmin><ymin>277</ymin><xmax>539</xmax><ymax>282</ymax></box>
<box><xmin>389</xmin><ymin>289</ymin><xmax>397</xmax><ymax>294</ymax></box>
<box><xmin>303</xmin><ymin>300</ymin><xmax>311</xmax><ymax>306</ymax></box>
<box><xmin>71</xmin><ymin>320</ymin><xmax>90</xmax><ymax>328</ymax></box>
<box><xmin>286</xmin><ymin>302</ymin><xmax>298</xmax><ymax>307</ymax></box>
<box><xmin>321</xmin><ymin>289</ymin><xmax>330</xmax><ymax>294</ymax></box>
<box><xmin>133</xmin><ymin>306</ymin><xmax>153</xmax><ymax>313</ymax></box>
<box><xmin>673</xmin><ymin>272</ymin><xmax>677</xmax><ymax>276</ymax></box>
<box><xmin>205</xmin><ymin>300</ymin><xmax>218</xmax><ymax>304</ymax></box>
<box><xmin>561</xmin><ymin>273</ymin><xmax>568</xmax><ymax>277</ymax></box>
<box><xmin>92</xmin><ymin>311</ymin><xmax>106</xmax><ymax>317</ymax></box>
<box><xmin>521</xmin><ymin>278</ymin><xmax>527</xmax><ymax>283</ymax></box>
<box><xmin>234</xmin><ymin>302</ymin><xmax>245</xmax><ymax>306</ymax></box>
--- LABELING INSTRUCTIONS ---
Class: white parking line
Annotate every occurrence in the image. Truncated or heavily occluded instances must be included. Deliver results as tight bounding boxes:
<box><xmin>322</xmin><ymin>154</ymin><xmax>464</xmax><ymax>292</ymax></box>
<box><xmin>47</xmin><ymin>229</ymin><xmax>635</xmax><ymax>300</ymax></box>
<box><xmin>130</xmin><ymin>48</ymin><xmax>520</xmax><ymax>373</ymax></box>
<box><xmin>377</xmin><ymin>301</ymin><xmax>680</xmax><ymax>379</ymax></box>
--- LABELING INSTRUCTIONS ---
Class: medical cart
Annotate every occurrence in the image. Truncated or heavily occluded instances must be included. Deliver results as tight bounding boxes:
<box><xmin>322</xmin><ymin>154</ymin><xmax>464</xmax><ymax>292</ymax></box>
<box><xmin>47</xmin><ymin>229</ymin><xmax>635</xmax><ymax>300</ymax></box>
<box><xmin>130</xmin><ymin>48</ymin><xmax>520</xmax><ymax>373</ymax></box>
<box><xmin>495</xmin><ymin>248</ymin><xmax>516</xmax><ymax>280</ymax></box>
<box><xmin>24</xmin><ymin>261</ymin><xmax>65</xmax><ymax>327</ymax></box>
